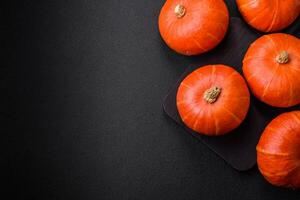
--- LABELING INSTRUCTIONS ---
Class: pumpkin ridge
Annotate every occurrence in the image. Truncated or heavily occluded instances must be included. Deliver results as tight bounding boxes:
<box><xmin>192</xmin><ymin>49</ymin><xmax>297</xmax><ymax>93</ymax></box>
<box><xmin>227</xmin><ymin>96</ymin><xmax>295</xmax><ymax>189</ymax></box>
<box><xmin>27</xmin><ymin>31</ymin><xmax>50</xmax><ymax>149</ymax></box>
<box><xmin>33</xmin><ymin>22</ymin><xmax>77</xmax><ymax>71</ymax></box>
<box><xmin>192</xmin><ymin>108</ymin><xmax>203</xmax><ymax>131</ymax></box>
<box><xmin>248</xmin><ymin>6</ymin><xmax>270</xmax><ymax>24</ymax></box>
<box><xmin>256</xmin><ymin>147</ymin><xmax>293</xmax><ymax>157</ymax></box>
<box><xmin>178</xmin><ymin>99</ymin><xmax>202</xmax><ymax>119</ymax></box>
<box><xmin>211</xmin><ymin>107</ymin><xmax>220</xmax><ymax>135</ymax></box>
<box><xmin>211</xmin><ymin>65</ymin><xmax>216</xmax><ymax>75</ymax></box>
<box><xmin>229</xmin><ymin>70</ymin><xmax>237</xmax><ymax>77</ymax></box>
<box><xmin>187</xmin><ymin>106</ymin><xmax>203</xmax><ymax>130</ymax></box>
<box><xmin>265</xmin><ymin>126</ymin><xmax>277</xmax><ymax>132</ymax></box>
<box><xmin>266</xmin><ymin>0</ymin><xmax>279</xmax><ymax>32</ymax></box>
<box><xmin>191</xmin><ymin>37</ymin><xmax>207</xmax><ymax>52</ymax></box>
<box><xmin>286</xmin><ymin>73</ymin><xmax>294</xmax><ymax>106</ymax></box>
<box><xmin>244</xmin><ymin>71</ymin><xmax>258</xmax><ymax>82</ymax></box>
<box><xmin>205</xmin><ymin>107</ymin><xmax>214</xmax><ymax>134</ymax></box>
<box><xmin>181</xmin><ymin>107</ymin><xmax>199</xmax><ymax>121</ymax></box>
<box><xmin>177</xmin><ymin>100</ymin><xmax>189</xmax><ymax>106</ymax></box>
<box><xmin>243</xmin><ymin>56</ymin><xmax>275</xmax><ymax>62</ymax></box>
<box><xmin>206</xmin><ymin>32</ymin><xmax>221</xmax><ymax>43</ymax></box>
<box><xmin>238</xmin><ymin>0</ymin><xmax>258</xmax><ymax>9</ymax></box>
<box><xmin>221</xmin><ymin>107</ymin><xmax>242</xmax><ymax>123</ymax></box>
<box><xmin>259</xmin><ymin>165</ymin><xmax>299</xmax><ymax>177</ymax></box>
<box><xmin>248</xmin><ymin>43</ymin><xmax>274</xmax><ymax>52</ymax></box>
<box><xmin>180</xmin><ymin>82</ymin><xmax>193</xmax><ymax>89</ymax></box>
<box><xmin>178</xmin><ymin>100</ymin><xmax>201</xmax><ymax>115</ymax></box>
<box><xmin>261</xmin><ymin>63</ymin><xmax>280</xmax><ymax>100</ymax></box>
<box><xmin>162</xmin><ymin>21</ymin><xmax>176</xmax><ymax>44</ymax></box>
<box><xmin>208</xmin><ymin>65</ymin><xmax>216</xmax><ymax>84</ymax></box>
<box><xmin>194</xmin><ymin>71</ymin><xmax>204</xmax><ymax>79</ymax></box>
<box><xmin>291</xmin><ymin>112</ymin><xmax>300</xmax><ymax>125</ymax></box>
<box><xmin>280</xmin><ymin>121</ymin><xmax>300</xmax><ymax>148</ymax></box>
<box><xmin>213</xmin><ymin>21</ymin><xmax>227</xmax><ymax>32</ymax></box>
<box><xmin>265</xmin><ymin>35</ymin><xmax>280</xmax><ymax>52</ymax></box>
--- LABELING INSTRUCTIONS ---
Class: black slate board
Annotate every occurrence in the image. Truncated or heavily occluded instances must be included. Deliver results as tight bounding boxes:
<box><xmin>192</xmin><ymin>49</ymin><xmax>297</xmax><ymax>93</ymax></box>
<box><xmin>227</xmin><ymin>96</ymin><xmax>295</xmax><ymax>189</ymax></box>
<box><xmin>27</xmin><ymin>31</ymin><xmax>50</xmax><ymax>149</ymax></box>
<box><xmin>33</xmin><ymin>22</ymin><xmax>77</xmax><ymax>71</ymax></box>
<box><xmin>163</xmin><ymin>17</ymin><xmax>300</xmax><ymax>171</ymax></box>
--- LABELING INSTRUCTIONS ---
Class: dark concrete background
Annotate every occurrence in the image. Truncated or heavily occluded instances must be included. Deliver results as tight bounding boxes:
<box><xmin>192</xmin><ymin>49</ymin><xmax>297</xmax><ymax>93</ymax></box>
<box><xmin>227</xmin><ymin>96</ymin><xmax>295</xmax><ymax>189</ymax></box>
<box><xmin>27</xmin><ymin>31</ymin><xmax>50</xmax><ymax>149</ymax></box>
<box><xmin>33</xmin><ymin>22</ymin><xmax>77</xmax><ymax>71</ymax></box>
<box><xmin>5</xmin><ymin>0</ymin><xmax>300</xmax><ymax>199</ymax></box>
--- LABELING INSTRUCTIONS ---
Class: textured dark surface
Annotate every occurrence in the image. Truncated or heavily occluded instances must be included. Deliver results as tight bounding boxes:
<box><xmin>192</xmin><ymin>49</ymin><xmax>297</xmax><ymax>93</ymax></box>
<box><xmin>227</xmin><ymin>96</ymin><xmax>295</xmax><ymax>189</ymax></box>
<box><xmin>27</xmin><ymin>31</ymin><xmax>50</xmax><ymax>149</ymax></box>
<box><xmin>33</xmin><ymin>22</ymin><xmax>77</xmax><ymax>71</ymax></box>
<box><xmin>5</xmin><ymin>0</ymin><xmax>300</xmax><ymax>199</ymax></box>
<box><xmin>163</xmin><ymin>17</ymin><xmax>300</xmax><ymax>171</ymax></box>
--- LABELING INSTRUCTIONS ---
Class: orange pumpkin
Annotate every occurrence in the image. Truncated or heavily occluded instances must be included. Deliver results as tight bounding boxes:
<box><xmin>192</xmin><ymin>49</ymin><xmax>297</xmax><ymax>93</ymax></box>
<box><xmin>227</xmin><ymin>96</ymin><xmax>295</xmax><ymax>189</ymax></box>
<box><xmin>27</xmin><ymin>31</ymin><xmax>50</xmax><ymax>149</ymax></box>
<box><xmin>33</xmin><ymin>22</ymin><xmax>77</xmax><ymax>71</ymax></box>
<box><xmin>243</xmin><ymin>33</ymin><xmax>300</xmax><ymax>108</ymax></box>
<box><xmin>176</xmin><ymin>65</ymin><xmax>250</xmax><ymax>136</ymax></box>
<box><xmin>257</xmin><ymin>111</ymin><xmax>300</xmax><ymax>188</ymax></box>
<box><xmin>158</xmin><ymin>0</ymin><xmax>229</xmax><ymax>56</ymax></box>
<box><xmin>236</xmin><ymin>0</ymin><xmax>300</xmax><ymax>32</ymax></box>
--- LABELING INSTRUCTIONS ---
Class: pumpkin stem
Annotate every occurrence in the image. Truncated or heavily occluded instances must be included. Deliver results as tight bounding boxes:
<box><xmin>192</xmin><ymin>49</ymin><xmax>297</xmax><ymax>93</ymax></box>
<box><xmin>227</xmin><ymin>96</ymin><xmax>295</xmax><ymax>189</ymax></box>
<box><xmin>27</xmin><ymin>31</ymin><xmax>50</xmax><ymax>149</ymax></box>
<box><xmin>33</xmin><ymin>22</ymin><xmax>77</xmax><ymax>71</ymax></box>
<box><xmin>276</xmin><ymin>51</ymin><xmax>289</xmax><ymax>64</ymax></box>
<box><xmin>174</xmin><ymin>5</ymin><xmax>186</xmax><ymax>18</ymax></box>
<box><xmin>203</xmin><ymin>87</ymin><xmax>222</xmax><ymax>104</ymax></box>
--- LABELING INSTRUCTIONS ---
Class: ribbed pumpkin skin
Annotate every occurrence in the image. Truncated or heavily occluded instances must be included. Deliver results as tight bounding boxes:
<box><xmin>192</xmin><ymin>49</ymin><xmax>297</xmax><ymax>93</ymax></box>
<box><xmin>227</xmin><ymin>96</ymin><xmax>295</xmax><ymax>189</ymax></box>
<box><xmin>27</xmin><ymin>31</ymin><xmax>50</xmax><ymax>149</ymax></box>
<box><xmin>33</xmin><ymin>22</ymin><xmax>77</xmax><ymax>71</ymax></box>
<box><xmin>158</xmin><ymin>0</ymin><xmax>229</xmax><ymax>56</ymax></box>
<box><xmin>176</xmin><ymin>65</ymin><xmax>250</xmax><ymax>136</ymax></box>
<box><xmin>236</xmin><ymin>0</ymin><xmax>300</xmax><ymax>32</ymax></box>
<box><xmin>243</xmin><ymin>33</ymin><xmax>300</xmax><ymax>108</ymax></box>
<box><xmin>257</xmin><ymin>111</ymin><xmax>300</xmax><ymax>188</ymax></box>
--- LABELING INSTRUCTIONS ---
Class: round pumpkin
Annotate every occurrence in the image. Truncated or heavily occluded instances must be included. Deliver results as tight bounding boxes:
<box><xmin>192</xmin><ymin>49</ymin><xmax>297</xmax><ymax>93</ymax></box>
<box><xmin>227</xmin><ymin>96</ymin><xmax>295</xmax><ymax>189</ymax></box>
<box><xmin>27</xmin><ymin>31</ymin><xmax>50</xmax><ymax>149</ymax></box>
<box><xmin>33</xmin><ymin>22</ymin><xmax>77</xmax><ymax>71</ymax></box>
<box><xmin>236</xmin><ymin>0</ymin><xmax>300</xmax><ymax>32</ymax></box>
<box><xmin>243</xmin><ymin>33</ymin><xmax>300</xmax><ymax>108</ymax></box>
<box><xmin>158</xmin><ymin>0</ymin><xmax>229</xmax><ymax>56</ymax></box>
<box><xmin>257</xmin><ymin>111</ymin><xmax>300</xmax><ymax>188</ymax></box>
<box><xmin>176</xmin><ymin>65</ymin><xmax>250</xmax><ymax>136</ymax></box>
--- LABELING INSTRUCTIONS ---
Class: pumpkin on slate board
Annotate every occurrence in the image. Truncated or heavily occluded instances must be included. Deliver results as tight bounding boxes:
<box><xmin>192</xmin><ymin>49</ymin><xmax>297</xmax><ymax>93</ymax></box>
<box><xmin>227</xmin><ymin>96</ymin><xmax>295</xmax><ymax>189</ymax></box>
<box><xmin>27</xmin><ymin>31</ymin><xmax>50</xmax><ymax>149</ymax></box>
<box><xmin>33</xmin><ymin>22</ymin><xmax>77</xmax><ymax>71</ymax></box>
<box><xmin>176</xmin><ymin>65</ymin><xmax>250</xmax><ymax>136</ymax></box>
<box><xmin>257</xmin><ymin>111</ymin><xmax>300</xmax><ymax>188</ymax></box>
<box><xmin>158</xmin><ymin>0</ymin><xmax>229</xmax><ymax>55</ymax></box>
<box><xmin>236</xmin><ymin>0</ymin><xmax>300</xmax><ymax>32</ymax></box>
<box><xmin>243</xmin><ymin>33</ymin><xmax>300</xmax><ymax>108</ymax></box>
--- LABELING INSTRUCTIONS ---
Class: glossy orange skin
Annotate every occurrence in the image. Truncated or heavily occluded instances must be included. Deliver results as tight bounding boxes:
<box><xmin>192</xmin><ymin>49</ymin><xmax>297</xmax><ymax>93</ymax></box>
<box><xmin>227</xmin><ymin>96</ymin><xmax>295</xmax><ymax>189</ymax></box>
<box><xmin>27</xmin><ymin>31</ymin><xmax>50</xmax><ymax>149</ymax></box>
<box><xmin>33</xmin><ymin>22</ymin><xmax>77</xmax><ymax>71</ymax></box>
<box><xmin>243</xmin><ymin>33</ymin><xmax>300</xmax><ymax>108</ymax></box>
<box><xmin>236</xmin><ymin>0</ymin><xmax>300</xmax><ymax>32</ymax></box>
<box><xmin>176</xmin><ymin>65</ymin><xmax>250</xmax><ymax>136</ymax></box>
<box><xmin>158</xmin><ymin>0</ymin><xmax>229</xmax><ymax>56</ymax></box>
<box><xmin>257</xmin><ymin>111</ymin><xmax>300</xmax><ymax>188</ymax></box>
